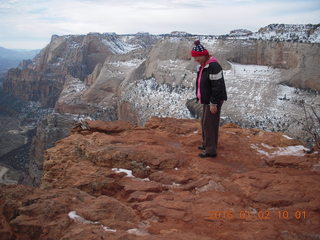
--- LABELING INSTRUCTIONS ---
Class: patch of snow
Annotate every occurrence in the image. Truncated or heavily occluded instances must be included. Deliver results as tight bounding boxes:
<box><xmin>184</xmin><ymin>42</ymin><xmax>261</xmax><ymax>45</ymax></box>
<box><xmin>127</xmin><ymin>221</ymin><xmax>151</xmax><ymax>236</ymax></box>
<box><xmin>59</xmin><ymin>77</ymin><xmax>86</xmax><ymax>101</ymax></box>
<box><xmin>225</xmin><ymin>131</ymin><xmax>236</xmax><ymax>135</ymax></box>
<box><xmin>127</xmin><ymin>228</ymin><xmax>149</xmax><ymax>236</ymax></box>
<box><xmin>50</xmin><ymin>57</ymin><xmax>64</xmax><ymax>67</ymax></box>
<box><xmin>309</xmin><ymin>27</ymin><xmax>320</xmax><ymax>43</ymax></box>
<box><xmin>172</xmin><ymin>182</ymin><xmax>181</xmax><ymax>186</ymax></box>
<box><xmin>68</xmin><ymin>211</ymin><xmax>117</xmax><ymax>232</ymax></box>
<box><xmin>122</xmin><ymin>78</ymin><xmax>194</xmax><ymax>123</ymax></box>
<box><xmin>111</xmin><ymin>168</ymin><xmax>150</xmax><ymax>181</ymax></box>
<box><xmin>72</xmin><ymin>115</ymin><xmax>94</xmax><ymax>123</ymax></box>
<box><xmin>102</xmin><ymin>38</ymin><xmax>140</xmax><ymax>54</ymax></box>
<box><xmin>261</xmin><ymin>143</ymin><xmax>274</xmax><ymax>150</ymax></box>
<box><xmin>251</xmin><ymin>144</ymin><xmax>272</xmax><ymax>157</ymax></box>
<box><xmin>141</xmin><ymin>177</ymin><xmax>150</xmax><ymax>181</ymax></box>
<box><xmin>111</xmin><ymin>59</ymin><xmax>145</xmax><ymax>68</ymax></box>
<box><xmin>272</xmin><ymin>145</ymin><xmax>308</xmax><ymax>157</ymax></box>
<box><xmin>102</xmin><ymin>226</ymin><xmax>117</xmax><ymax>232</ymax></box>
<box><xmin>282</xmin><ymin>135</ymin><xmax>293</xmax><ymax>140</ymax></box>
<box><xmin>166</xmin><ymin>37</ymin><xmax>183</xmax><ymax>43</ymax></box>
<box><xmin>8</xmin><ymin>130</ymin><xmax>20</xmax><ymax>134</ymax></box>
<box><xmin>68</xmin><ymin>211</ymin><xmax>98</xmax><ymax>224</ymax></box>
<box><xmin>69</xmin><ymin>41</ymin><xmax>80</xmax><ymax>48</ymax></box>
<box><xmin>251</xmin><ymin>144</ymin><xmax>308</xmax><ymax>158</ymax></box>
<box><xmin>112</xmin><ymin>168</ymin><xmax>133</xmax><ymax>177</ymax></box>
<box><xmin>199</xmin><ymin>36</ymin><xmax>218</xmax><ymax>45</ymax></box>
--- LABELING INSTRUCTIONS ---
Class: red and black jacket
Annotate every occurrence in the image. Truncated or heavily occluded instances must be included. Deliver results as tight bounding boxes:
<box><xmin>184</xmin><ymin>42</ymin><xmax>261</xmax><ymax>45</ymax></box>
<box><xmin>195</xmin><ymin>57</ymin><xmax>227</xmax><ymax>106</ymax></box>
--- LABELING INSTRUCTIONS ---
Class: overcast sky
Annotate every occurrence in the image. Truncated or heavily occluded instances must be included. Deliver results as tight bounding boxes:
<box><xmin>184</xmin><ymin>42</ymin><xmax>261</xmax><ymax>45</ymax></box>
<box><xmin>0</xmin><ymin>0</ymin><xmax>319</xmax><ymax>49</ymax></box>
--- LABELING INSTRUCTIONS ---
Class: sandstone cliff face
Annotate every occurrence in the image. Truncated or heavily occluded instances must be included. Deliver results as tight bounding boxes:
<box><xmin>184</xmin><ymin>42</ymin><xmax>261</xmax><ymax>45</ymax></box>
<box><xmin>3</xmin><ymin>33</ymin><xmax>153</xmax><ymax>108</ymax></box>
<box><xmin>209</xmin><ymin>39</ymin><xmax>320</xmax><ymax>90</ymax></box>
<box><xmin>140</xmin><ymin>37</ymin><xmax>320</xmax><ymax>90</ymax></box>
<box><xmin>283</xmin><ymin>43</ymin><xmax>320</xmax><ymax>90</ymax></box>
<box><xmin>53</xmin><ymin>34</ymin><xmax>158</xmax><ymax>118</ymax></box>
<box><xmin>0</xmin><ymin>118</ymin><xmax>319</xmax><ymax>239</ymax></box>
<box><xmin>143</xmin><ymin>38</ymin><xmax>196</xmax><ymax>86</ymax></box>
<box><xmin>4</xmin><ymin>30</ymin><xmax>319</xmax><ymax>112</ymax></box>
<box><xmin>4</xmin><ymin>67</ymin><xmax>63</xmax><ymax>107</ymax></box>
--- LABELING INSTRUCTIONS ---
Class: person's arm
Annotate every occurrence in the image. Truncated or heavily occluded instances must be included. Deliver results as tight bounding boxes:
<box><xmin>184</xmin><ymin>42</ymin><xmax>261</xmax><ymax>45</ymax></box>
<box><xmin>209</xmin><ymin>62</ymin><xmax>226</xmax><ymax>114</ymax></box>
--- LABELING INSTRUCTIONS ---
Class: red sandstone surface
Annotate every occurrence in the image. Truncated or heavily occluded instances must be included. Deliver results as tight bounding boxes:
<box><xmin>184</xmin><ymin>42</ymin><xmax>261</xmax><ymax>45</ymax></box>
<box><xmin>1</xmin><ymin>117</ymin><xmax>319</xmax><ymax>240</ymax></box>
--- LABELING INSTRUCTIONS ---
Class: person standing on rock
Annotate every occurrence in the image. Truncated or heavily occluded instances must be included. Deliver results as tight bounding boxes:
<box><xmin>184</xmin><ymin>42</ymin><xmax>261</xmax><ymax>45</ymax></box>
<box><xmin>191</xmin><ymin>40</ymin><xmax>227</xmax><ymax>158</ymax></box>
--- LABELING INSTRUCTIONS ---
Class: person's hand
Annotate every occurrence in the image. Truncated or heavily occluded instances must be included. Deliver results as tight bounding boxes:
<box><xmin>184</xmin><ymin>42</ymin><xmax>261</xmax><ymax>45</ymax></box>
<box><xmin>210</xmin><ymin>104</ymin><xmax>218</xmax><ymax>114</ymax></box>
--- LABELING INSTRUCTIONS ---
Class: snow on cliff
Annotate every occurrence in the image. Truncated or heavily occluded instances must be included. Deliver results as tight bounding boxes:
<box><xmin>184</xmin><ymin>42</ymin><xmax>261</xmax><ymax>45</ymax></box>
<box><xmin>102</xmin><ymin>37</ymin><xmax>140</xmax><ymax>54</ymax></box>
<box><xmin>225</xmin><ymin>24</ymin><xmax>320</xmax><ymax>43</ymax></box>
<box><xmin>253</xmin><ymin>24</ymin><xmax>320</xmax><ymax>43</ymax></box>
<box><xmin>122</xmin><ymin>78</ymin><xmax>194</xmax><ymax>123</ymax></box>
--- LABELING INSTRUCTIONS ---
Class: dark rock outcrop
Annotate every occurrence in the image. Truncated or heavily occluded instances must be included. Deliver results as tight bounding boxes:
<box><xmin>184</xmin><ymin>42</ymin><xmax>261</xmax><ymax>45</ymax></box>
<box><xmin>26</xmin><ymin>113</ymin><xmax>80</xmax><ymax>186</ymax></box>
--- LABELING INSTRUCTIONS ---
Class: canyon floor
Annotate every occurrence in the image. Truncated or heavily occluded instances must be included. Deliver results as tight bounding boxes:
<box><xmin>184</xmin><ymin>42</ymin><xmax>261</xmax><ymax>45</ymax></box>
<box><xmin>0</xmin><ymin>117</ymin><xmax>319</xmax><ymax>240</ymax></box>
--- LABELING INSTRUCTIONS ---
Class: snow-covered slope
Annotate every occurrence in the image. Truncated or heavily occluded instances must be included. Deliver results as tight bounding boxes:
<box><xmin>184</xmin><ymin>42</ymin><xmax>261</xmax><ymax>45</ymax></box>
<box><xmin>253</xmin><ymin>24</ymin><xmax>320</xmax><ymax>43</ymax></box>
<box><xmin>122</xmin><ymin>78</ymin><xmax>194</xmax><ymax>123</ymax></box>
<box><xmin>101</xmin><ymin>38</ymin><xmax>140</xmax><ymax>54</ymax></box>
<box><xmin>122</xmin><ymin>62</ymin><xmax>319</xmax><ymax>145</ymax></box>
<box><xmin>223</xmin><ymin>63</ymin><xmax>320</xmax><ymax>140</ymax></box>
<box><xmin>224</xmin><ymin>24</ymin><xmax>320</xmax><ymax>43</ymax></box>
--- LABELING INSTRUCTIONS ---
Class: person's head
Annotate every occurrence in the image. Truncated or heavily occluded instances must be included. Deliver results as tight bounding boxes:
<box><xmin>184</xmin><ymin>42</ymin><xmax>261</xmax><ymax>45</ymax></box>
<box><xmin>191</xmin><ymin>40</ymin><xmax>209</xmax><ymax>65</ymax></box>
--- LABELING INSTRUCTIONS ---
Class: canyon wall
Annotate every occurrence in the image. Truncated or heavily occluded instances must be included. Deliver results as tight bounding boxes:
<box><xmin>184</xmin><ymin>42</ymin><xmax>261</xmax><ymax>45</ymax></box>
<box><xmin>3</xmin><ymin>32</ymin><xmax>320</xmax><ymax>112</ymax></box>
<box><xmin>2</xmin><ymin>26</ymin><xmax>319</xmax><ymax>184</ymax></box>
<box><xmin>3</xmin><ymin>33</ymin><xmax>320</xmax><ymax>116</ymax></box>
<box><xmin>3</xmin><ymin>33</ymin><xmax>131</xmax><ymax>108</ymax></box>
<box><xmin>209</xmin><ymin>39</ymin><xmax>320</xmax><ymax>90</ymax></box>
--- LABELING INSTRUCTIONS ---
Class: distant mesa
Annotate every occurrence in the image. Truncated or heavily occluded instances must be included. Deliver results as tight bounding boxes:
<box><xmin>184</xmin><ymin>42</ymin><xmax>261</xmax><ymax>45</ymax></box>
<box><xmin>221</xmin><ymin>23</ymin><xmax>320</xmax><ymax>43</ymax></box>
<box><xmin>228</xmin><ymin>29</ymin><xmax>253</xmax><ymax>37</ymax></box>
<box><xmin>136</xmin><ymin>32</ymin><xmax>150</xmax><ymax>36</ymax></box>
<box><xmin>258</xmin><ymin>23</ymin><xmax>320</xmax><ymax>34</ymax></box>
<box><xmin>169</xmin><ymin>31</ymin><xmax>193</xmax><ymax>37</ymax></box>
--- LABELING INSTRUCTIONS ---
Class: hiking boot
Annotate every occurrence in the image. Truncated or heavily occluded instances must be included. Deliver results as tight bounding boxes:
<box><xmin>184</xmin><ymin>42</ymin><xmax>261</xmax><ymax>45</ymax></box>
<box><xmin>198</xmin><ymin>152</ymin><xmax>217</xmax><ymax>158</ymax></box>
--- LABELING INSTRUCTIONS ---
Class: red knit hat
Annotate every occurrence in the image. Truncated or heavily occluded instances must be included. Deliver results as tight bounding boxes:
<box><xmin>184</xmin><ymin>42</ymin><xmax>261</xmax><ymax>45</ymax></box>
<box><xmin>191</xmin><ymin>40</ymin><xmax>209</xmax><ymax>57</ymax></box>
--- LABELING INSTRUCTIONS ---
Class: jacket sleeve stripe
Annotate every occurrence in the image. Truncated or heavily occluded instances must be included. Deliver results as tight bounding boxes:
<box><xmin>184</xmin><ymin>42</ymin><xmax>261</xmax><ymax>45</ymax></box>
<box><xmin>209</xmin><ymin>71</ymin><xmax>223</xmax><ymax>80</ymax></box>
